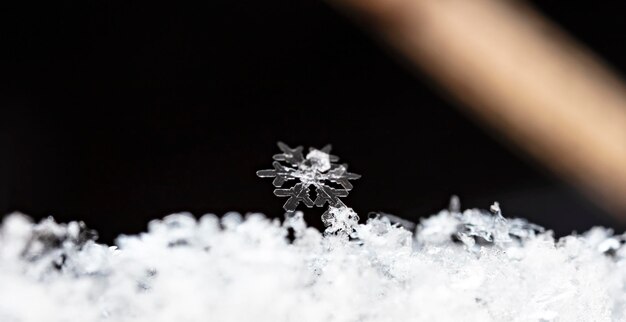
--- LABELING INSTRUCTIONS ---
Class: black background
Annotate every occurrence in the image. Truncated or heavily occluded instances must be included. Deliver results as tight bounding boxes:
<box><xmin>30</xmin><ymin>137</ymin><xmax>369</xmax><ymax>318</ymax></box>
<box><xmin>2</xmin><ymin>1</ymin><xmax>625</xmax><ymax>244</ymax></box>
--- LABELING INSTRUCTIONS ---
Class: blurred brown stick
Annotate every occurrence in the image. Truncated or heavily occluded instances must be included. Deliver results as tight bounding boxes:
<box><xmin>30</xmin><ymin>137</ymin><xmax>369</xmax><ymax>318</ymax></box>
<box><xmin>333</xmin><ymin>0</ymin><xmax>626</xmax><ymax>220</ymax></box>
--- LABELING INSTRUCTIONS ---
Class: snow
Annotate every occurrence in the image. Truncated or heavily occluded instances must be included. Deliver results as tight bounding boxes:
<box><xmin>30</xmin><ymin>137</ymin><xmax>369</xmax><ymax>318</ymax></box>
<box><xmin>1</xmin><ymin>204</ymin><xmax>626</xmax><ymax>321</ymax></box>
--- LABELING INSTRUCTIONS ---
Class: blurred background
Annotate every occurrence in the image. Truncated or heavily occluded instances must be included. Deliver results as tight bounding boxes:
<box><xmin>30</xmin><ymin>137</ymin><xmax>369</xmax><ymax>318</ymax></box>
<box><xmin>2</xmin><ymin>1</ymin><xmax>626</xmax><ymax>244</ymax></box>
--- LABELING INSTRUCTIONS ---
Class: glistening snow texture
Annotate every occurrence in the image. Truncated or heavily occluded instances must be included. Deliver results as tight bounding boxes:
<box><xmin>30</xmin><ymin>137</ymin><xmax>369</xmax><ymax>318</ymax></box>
<box><xmin>1</xmin><ymin>206</ymin><xmax>625</xmax><ymax>321</ymax></box>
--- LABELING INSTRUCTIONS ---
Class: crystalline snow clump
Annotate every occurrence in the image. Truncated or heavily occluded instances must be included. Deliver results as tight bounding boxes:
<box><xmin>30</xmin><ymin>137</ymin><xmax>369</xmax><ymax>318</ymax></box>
<box><xmin>1</xmin><ymin>204</ymin><xmax>626</xmax><ymax>322</ymax></box>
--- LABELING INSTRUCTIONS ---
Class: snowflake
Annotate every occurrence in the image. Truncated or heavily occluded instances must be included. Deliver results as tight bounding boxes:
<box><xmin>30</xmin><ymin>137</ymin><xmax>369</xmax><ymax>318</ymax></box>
<box><xmin>257</xmin><ymin>142</ymin><xmax>361</xmax><ymax>225</ymax></box>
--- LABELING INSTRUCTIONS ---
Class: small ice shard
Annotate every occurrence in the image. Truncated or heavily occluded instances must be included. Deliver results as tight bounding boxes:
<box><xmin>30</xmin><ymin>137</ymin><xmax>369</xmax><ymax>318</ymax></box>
<box><xmin>305</xmin><ymin>149</ymin><xmax>331</xmax><ymax>172</ymax></box>
<box><xmin>449</xmin><ymin>195</ymin><xmax>461</xmax><ymax>213</ymax></box>
<box><xmin>368</xmin><ymin>212</ymin><xmax>416</xmax><ymax>231</ymax></box>
<box><xmin>321</xmin><ymin>206</ymin><xmax>359</xmax><ymax>237</ymax></box>
<box><xmin>489</xmin><ymin>201</ymin><xmax>502</xmax><ymax>216</ymax></box>
<box><xmin>418</xmin><ymin>198</ymin><xmax>544</xmax><ymax>251</ymax></box>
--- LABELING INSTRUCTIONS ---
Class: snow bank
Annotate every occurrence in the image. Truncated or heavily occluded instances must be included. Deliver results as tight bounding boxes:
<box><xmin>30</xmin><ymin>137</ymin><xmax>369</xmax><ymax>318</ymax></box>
<box><xmin>1</xmin><ymin>205</ymin><xmax>625</xmax><ymax>322</ymax></box>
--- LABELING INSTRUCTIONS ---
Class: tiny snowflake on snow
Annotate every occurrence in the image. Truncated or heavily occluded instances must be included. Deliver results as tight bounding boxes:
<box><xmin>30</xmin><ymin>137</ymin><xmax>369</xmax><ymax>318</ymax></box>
<box><xmin>256</xmin><ymin>142</ymin><xmax>361</xmax><ymax>227</ymax></box>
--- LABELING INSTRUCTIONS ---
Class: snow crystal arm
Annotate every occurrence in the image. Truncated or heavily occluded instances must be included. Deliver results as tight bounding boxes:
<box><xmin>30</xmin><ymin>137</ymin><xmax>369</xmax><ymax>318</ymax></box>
<box><xmin>314</xmin><ymin>185</ymin><xmax>349</xmax><ymax>207</ymax></box>
<box><xmin>274</xmin><ymin>183</ymin><xmax>315</xmax><ymax>211</ymax></box>
<box><xmin>256</xmin><ymin>161</ymin><xmax>296</xmax><ymax>187</ymax></box>
<box><xmin>273</xmin><ymin>142</ymin><xmax>305</xmax><ymax>166</ymax></box>
<box><xmin>328</xmin><ymin>165</ymin><xmax>361</xmax><ymax>190</ymax></box>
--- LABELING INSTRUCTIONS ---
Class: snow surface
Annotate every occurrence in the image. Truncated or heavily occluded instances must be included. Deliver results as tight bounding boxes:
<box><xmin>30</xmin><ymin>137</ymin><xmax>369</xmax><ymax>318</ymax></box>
<box><xmin>2</xmin><ymin>204</ymin><xmax>626</xmax><ymax>322</ymax></box>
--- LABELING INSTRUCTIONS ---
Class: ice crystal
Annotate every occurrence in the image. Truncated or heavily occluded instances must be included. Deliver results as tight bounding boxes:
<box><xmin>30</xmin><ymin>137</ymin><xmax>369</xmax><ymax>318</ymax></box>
<box><xmin>257</xmin><ymin>142</ymin><xmax>361</xmax><ymax>227</ymax></box>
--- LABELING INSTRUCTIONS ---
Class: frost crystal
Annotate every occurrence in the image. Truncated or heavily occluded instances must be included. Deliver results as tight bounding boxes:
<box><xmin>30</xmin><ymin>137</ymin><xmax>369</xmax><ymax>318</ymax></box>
<box><xmin>257</xmin><ymin>142</ymin><xmax>361</xmax><ymax>228</ymax></box>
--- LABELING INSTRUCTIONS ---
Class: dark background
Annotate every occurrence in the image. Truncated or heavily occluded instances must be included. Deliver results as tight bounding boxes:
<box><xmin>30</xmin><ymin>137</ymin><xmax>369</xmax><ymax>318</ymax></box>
<box><xmin>2</xmin><ymin>1</ymin><xmax>625</xmax><ymax>244</ymax></box>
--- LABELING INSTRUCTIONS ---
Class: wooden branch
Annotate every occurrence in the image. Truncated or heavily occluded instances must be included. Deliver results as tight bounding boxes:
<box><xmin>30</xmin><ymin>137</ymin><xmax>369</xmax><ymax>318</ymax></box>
<box><xmin>332</xmin><ymin>0</ymin><xmax>626</xmax><ymax>219</ymax></box>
